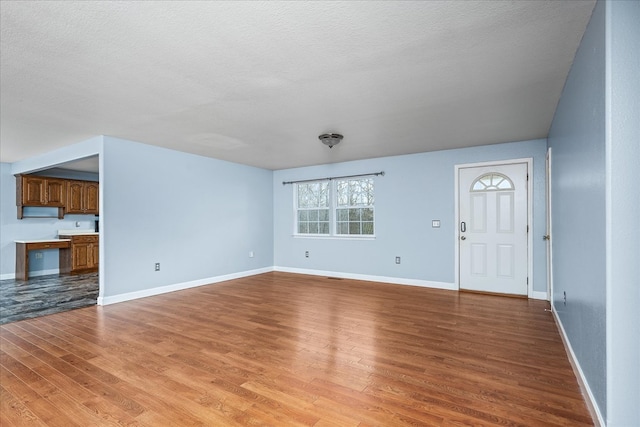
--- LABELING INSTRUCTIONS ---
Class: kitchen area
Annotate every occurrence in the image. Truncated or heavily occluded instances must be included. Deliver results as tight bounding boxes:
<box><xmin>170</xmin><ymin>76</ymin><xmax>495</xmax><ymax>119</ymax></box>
<box><xmin>0</xmin><ymin>161</ymin><xmax>100</xmax><ymax>324</ymax></box>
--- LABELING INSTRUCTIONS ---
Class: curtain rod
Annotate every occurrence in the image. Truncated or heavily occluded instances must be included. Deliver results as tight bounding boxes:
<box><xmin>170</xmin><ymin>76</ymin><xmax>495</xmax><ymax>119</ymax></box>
<box><xmin>282</xmin><ymin>171</ymin><xmax>385</xmax><ymax>185</ymax></box>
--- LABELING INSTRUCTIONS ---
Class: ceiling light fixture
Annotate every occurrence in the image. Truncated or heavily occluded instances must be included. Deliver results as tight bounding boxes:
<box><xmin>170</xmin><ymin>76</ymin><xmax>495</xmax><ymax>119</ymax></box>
<box><xmin>318</xmin><ymin>133</ymin><xmax>343</xmax><ymax>149</ymax></box>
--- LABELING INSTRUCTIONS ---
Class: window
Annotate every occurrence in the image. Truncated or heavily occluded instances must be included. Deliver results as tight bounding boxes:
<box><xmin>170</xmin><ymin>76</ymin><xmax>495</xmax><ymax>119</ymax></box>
<box><xmin>335</xmin><ymin>178</ymin><xmax>374</xmax><ymax>235</ymax></box>
<box><xmin>295</xmin><ymin>177</ymin><xmax>375</xmax><ymax>237</ymax></box>
<box><xmin>471</xmin><ymin>173</ymin><xmax>514</xmax><ymax>191</ymax></box>
<box><xmin>296</xmin><ymin>182</ymin><xmax>330</xmax><ymax>234</ymax></box>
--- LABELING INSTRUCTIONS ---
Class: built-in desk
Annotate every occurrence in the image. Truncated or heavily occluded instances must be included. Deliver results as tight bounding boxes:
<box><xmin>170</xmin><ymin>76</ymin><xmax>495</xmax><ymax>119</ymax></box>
<box><xmin>15</xmin><ymin>239</ymin><xmax>71</xmax><ymax>280</ymax></box>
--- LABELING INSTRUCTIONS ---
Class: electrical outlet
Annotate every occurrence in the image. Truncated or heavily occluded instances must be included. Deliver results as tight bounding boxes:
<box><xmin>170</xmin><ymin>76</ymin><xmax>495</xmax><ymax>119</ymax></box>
<box><xmin>249</xmin><ymin>251</ymin><xmax>254</xmax><ymax>258</ymax></box>
<box><xmin>563</xmin><ymin>291</ymin><xmax>567</xmax><ymax>305</ymax></box>
<box><xmin>155</xmin><ymin>263</ymin><xmax>160</xmax><ymax>271</ymax></box>
<box><xmin>305</xmin><ymin>251</ymin><xmax>309</xmax><ymax>258</ymax></box>
<box><xmin>395</xmin><ymin>256</ymin><xmax>401</xmax><ymax>264</ymax></box>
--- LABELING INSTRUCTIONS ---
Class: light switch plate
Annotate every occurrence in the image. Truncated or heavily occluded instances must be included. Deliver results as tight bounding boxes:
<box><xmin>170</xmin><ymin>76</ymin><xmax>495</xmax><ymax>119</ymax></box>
<box><xmin>432</xmin><ymin>220</ymin><xmax>441</xmax><ymax>228</ymax></box>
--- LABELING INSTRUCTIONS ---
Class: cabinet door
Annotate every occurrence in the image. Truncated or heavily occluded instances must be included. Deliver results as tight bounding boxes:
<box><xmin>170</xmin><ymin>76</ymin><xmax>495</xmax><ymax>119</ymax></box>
<box><xmin>22</xmin><ymin>176</ymin><xmax>46</xmax><ymax>205</ymax></box>
<box><xmin>66</xmin><ymin>181</ymin><xmax>84</xmax><ymax>213</ymax></box>
<box><xmin>91</xmin><ymin>242</ymin><xmax>99</xmax><ymax>269</ymax></box>
<box><xmin>45</xmin><ymin>179</ymin><xmax>66</xmax><ymax>206</ymax></box>
<box><xmin>72</xmin><ymin>242</ymin><xmax>92</xmax><ymax>270</ymax></box>
<box><xmin>84</xmin><ymin>182</ymin><xmax>99</xmax><ymax>214</ymax></box>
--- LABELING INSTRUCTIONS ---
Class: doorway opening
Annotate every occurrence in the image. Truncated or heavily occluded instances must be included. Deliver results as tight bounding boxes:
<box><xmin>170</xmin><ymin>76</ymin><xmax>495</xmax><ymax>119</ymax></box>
<box><xmin>455</xmin><ymin>159</ymin><xmax>533</xmax><ymax>297</ymax></box>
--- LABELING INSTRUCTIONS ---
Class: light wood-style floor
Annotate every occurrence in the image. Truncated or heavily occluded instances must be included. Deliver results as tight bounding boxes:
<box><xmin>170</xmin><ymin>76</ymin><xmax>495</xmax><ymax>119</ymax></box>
<box><xmin>0</xmin><ymin>272</ymin><xmax>593</xmax><ymax>426</ymax></box>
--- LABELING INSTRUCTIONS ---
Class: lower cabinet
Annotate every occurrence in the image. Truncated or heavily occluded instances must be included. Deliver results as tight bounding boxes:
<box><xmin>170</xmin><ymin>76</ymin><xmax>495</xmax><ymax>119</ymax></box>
<box><xmin>59</xmin><ymin>235</ymin><xmax>99</xmax><ymax>274</ymax></box>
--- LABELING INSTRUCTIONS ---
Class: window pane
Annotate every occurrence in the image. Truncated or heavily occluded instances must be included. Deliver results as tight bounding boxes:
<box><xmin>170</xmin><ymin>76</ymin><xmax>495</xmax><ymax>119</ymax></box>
<box><xmin>362</xmin><ymin>208</ymin><xmax>374</xmax><ymax>221</ymax></box>
<box><xmin>297</xmin><ymin>186</ymin><xmax>308</xmax><ymax>207</ymax></box>
<box><xmin>337</xmin><ymin>209</ymin><xmax>348</xmax><ymax>221</ymax></box>
<box><xmin>298</xmin><ymin>184</ymin><xmax>314</xmax><ymax>208</ymax></box>
<box><xmin>362</xmin><ymin>222</ymin><xmax>374</xmax><ymax>235</ymax></box>
<box><xmin>319</xmin><ymin>209</ymin><xmax>329</xmax><ymax>221</ymax></box>
<box><xmin>319</xmin><ymin>222</ymin><xmax>329</xmax><ymax>234</ymax></box>
<box><xmin>298</xmin><ymin>223</ymin><xmax>308</xmax><ymax>234</ymax></box>
<box><xmin>349</xmin><ymin>208</ymin><xmax>361</xmax><ymax>221</ymax></box>
<box><xmin>349</xmin><ymin>222</ymin><xmax>361</xmax><ymax>234</ymax></box>
<box><xmin>351</xmin><ymin>180</ymin><xmax>363</xmax><ymax>205</ymax></box>
<box><xmin>336</xmin><ymin>181</ymin><xmax>348</xmax><ymax>206</ymax></box>
<box><xmin>309</xmin><ymin>222</ymin><xmax>318</xmax><ymax>234</ymax></box>
<box><xmin>309</xmin><ymin>210</ymin><xmax>319</xmax><ymax>221</ymax></box>
<box><xmin>319</xmin><ymin>183</ymin><xmax>329</xmax><ymax>206</ymax></box>
<box><xmin>497</xmin><ymin>179</ymin><xmax>511</xmax><ymax>189</ymax></box>
<box><xmin>337</xmin><ymin>222</ymin><xmax>348</xmax><ymax>234</ymax></box>
<box><xmin>297</xmin><ymin>182</ymin><xmax>330</xmax><ymax>207</ymax></box>
<box><xmin>298</xmin><ymin>211</ymin><xmax>308</xmax><ymax>221</ymax></box>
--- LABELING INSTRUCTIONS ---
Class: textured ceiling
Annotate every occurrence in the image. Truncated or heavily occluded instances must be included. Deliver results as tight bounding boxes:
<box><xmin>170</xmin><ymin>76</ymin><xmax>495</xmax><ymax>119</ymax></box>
<box><xmin>0</xmin><ymin>1</ymin><xmax>595</xmax><ymax>171</ymax></box>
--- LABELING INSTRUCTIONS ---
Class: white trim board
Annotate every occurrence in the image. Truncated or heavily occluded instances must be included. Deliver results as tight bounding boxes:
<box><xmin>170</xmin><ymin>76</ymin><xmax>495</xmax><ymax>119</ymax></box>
<box><xmin>6</xmin><ymin>267</ymin><xmax>546</xmax><ymax>301</ymax></box>
<box><xmin>553</xmin><ymin>309</ymin><xmax>605</xmax><ymax>427</ymax></box>
<box><xmin>454</xmin><ymin>158</ymin><xmax>535</xmax><ymax>298</ymax></box>
<box><xmin>274</xmin><ymin>266</ymin><xmax>456</xmax><ymax>291</ymax></box>
<box><xmin>97</xmin><ymin>267</ymin><xmax>274</xmax><ymax>306</ymax></box>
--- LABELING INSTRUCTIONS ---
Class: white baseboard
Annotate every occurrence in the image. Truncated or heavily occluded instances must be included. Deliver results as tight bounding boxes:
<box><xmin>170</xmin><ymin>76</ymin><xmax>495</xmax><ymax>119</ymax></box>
<box><xmin>552</xmin><ymin>309</ymin><xmax>605</xmax><ymax>427</ymax></box>
<box><xmin>273</xmin><ymin>266</ymin><xmax>456</xmax><ymax>291</ymax></box>
<box><xmin>0</xmin><ymin>268</ymin><xmax>60</xmax><ymax>280</ymax></box>
<box><xmin>97</xmin><ymin>267</ymin><xmax>274</xmax><ymax>306</ymax></box>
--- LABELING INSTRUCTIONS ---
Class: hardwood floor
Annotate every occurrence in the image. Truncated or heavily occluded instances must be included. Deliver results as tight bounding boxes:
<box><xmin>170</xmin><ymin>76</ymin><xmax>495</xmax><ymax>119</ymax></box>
<box><xmin>0</xmin><ymin>272</ymin><xmax>593</xmax><ymax>426</ymax></box>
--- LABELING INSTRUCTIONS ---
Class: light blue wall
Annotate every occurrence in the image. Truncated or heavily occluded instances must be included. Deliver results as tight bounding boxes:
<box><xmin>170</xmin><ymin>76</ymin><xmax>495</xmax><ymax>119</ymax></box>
<box><xmin>606</xmin><ymin>0</ymin><xmax>640</xmax><ymax>424</ymax></box>
<box><xmin>548</xmin><ymin>0</ymin><xmax>606</xmax><ymax>418</ymax></box>
<box><xmin>0</xmin><ymin>163</ymin><xmax>99</xmax><ymax>279</ymax></box>
<box><xmin>100</xmin><ymin>137</ymin><xmax>273</xmax><ymax>298</ymax></box>
<box><xmin>274</xmin><ymin>139</ymin><xmax>547</xmax><ymax>292</ymax></box>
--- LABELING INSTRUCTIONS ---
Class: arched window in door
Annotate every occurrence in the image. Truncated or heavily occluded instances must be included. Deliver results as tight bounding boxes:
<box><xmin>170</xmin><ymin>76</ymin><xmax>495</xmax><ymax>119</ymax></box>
<box><xmin>470</xmin><ymin>173</ymin><xmax>514</xmax><ymax>192</ymax></box>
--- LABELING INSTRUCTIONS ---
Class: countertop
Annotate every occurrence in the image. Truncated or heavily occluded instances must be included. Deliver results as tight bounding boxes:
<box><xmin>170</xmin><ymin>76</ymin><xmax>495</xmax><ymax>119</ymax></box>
<box><xmin>15</xmin><ymin>239</ymin><xmax>71</xmax><ymax>243</ymax></box>
<box><xmin>57</xmin><ymin>229</ymin><xmax>99</xmax><ymax>236</ymax></box>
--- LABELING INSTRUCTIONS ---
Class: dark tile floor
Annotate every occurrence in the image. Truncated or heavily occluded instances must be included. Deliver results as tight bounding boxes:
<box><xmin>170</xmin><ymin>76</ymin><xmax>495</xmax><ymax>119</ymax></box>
<box><xmin>0</xmin><ymin>273</ymin><xmax>98</xmax><ymax>325</ymax></box>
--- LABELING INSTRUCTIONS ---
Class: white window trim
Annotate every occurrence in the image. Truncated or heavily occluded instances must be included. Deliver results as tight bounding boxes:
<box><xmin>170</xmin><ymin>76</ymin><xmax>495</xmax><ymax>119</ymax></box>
<box><xmin>293</xmin><ymin>178</ymin><xmax>376</xmax><ymax>238</ymax></box>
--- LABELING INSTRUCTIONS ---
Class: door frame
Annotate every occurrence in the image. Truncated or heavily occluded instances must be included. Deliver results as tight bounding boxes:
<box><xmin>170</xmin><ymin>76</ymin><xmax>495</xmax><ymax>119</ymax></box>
<box><xmin>454</xmin><ymin>158</ymin><xmax>534</xmax><ymax>298</ymax></box>
<box><xmin>546</xmin><ymin>148</ymin><xmax>553</xmax><ymax>304</ymax></box>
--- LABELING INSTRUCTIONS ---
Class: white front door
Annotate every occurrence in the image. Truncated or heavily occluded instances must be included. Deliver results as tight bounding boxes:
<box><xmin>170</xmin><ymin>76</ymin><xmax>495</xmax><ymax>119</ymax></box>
<box><xmin>458</xmin><ymin>162</ymin><xmax>528</xmax><ymax>295</ymax></box>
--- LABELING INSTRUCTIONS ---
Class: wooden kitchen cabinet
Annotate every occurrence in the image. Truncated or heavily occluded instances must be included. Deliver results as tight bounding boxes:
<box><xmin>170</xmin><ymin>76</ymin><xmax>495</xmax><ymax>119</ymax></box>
<box><xmin>66</xmin><ymin>180</ymin><xmax>99</xmax><ymax>214</ymax></box>
<box><xmin>59</xmin><ymin>234</ymin><xmax>99</xmax><ymax>274</ymax></box>
<box><xmin>16</xmin><ymin>174</ymin><xmax>66</xmax><ymax>219</ymax></box>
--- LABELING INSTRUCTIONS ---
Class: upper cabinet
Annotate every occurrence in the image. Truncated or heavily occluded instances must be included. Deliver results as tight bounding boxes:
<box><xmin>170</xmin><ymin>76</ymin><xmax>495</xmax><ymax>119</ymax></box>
<box><xmin>16</xmin><ymin>175</ymin><xmax>67</xmax><ymax>219</ymax></box>
<box><xmin>16</xmin><ymin>174</ymin><xmax>99</xmax><ymax>219</ymax></box>
<box><xmin>66</xmin><ymin>180</ymin><xmax>99</xmax><ymax>215</ymax></box>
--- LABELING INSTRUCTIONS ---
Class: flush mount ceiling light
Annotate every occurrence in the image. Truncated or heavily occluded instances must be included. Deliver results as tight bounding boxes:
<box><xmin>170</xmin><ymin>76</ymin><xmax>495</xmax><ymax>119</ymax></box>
<box><xmin>318</xmin><ymin>133</ymin><xmax>343</xmax><ymax>149</ymax></box>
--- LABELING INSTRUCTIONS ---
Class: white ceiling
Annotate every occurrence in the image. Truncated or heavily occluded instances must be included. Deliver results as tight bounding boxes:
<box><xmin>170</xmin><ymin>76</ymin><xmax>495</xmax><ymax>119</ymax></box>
<box><xmin>1</xmin><ymin>1</ymin><xmax>595</xmax><ymax>171</ymax></box>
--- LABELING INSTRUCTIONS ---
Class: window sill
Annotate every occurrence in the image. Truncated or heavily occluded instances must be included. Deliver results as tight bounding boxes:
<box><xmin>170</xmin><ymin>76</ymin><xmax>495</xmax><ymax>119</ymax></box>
<box><xmin>293</xmin><ymin>234</ymin><xmax>376</xmax><ymax>241</ymax></box>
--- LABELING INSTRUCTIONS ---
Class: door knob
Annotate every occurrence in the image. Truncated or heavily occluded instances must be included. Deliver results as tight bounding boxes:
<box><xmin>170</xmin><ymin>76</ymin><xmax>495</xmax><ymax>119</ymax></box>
<box><xmin>460</xmin><ymin>236</ymin><xmax>466</xmax><ymax>240</ymax></box>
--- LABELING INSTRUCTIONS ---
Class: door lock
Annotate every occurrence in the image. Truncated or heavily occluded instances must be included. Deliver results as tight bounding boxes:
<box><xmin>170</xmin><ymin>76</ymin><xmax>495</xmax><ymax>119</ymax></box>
<box><xmin>460</xmin><ymin>236</ymin><xmax>466</xmax><ymax>240</ymax></box>
<box><xmin>543</xmin><ymin>235</ymin><xmax>550</xmax><ymax>240</ymax></box>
